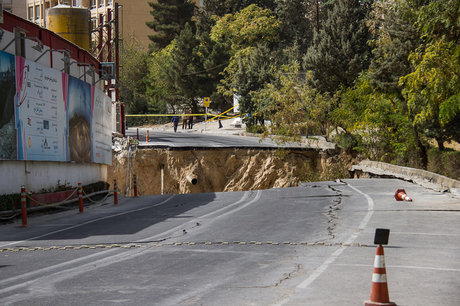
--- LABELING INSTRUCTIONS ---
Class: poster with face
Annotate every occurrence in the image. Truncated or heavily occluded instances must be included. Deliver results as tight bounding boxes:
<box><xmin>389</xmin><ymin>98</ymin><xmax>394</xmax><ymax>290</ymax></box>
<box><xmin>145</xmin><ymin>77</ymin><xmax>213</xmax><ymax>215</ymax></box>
<box><xmin>92</xmin><ymin>87</ymin><xmax>112</xmax><ymax>165</ymax></box>
<box><xmin>15</xmin><ymin>56</ymin><xmax>67</xmax><ymax>161</ymax></box>
<box><xmin>67</xmin><ymin>76</ymin><xmax>92</xmax><ymax>162</ymax></box>
<box><xmin>0</xmin><ymin>51</ymin><xmax>16</xmax><ymax>160</ymax></box>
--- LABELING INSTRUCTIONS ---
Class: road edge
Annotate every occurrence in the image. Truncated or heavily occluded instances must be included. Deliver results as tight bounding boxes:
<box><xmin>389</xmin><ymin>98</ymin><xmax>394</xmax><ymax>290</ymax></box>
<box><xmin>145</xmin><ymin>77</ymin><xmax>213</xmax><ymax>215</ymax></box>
<box><xmin>349</xmin><ymin>160</ymin><xmax>460</xmax><ymax>195</ymax></box>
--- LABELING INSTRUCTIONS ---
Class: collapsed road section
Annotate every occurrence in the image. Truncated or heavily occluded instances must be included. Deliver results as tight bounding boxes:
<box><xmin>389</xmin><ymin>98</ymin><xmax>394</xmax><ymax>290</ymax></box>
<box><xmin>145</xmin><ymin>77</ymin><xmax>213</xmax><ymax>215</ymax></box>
<box><xmin>109</xmin><ymin>136</ymin><xmax>356</xmax><ymax>196</ymax></box>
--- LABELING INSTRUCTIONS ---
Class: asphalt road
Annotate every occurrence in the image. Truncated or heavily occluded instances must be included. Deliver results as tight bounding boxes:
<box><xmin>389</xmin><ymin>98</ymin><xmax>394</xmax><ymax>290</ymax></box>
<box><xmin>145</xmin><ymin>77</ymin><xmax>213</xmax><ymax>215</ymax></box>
<box><xmin>124</xmin><ymin>128</ymin><xmax>336</xmax><ymax>150</ymax></box>
<box><xmin>1</xmin><ymin>178</ymin><xmax>459</xmax><ymax>305</ymax></box>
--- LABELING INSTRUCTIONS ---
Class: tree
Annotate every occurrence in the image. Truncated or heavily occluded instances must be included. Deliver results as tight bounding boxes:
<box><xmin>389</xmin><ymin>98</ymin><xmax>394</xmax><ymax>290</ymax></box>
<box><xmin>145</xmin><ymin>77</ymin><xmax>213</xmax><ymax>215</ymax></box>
<box><xmin>303</xmin><ymin>0</ymin><xmax>372</xmax><ymax>93</ymax></box>
<box><xmin>119</xmin><ymin>37</ymin><xmax>150</xmax><ymax>114</ymax></box>
<box><xmin>274</xmin><ymin>0</ymin><xmax>319</xmax><ymax>58</ymax></box>
<box><xmin>147</xmin><ymin>22</ymin><xmax>226</xmax><ymax>114</ymax></box>
<box><xmin>252</xmin><ymin>64</ymin><xmax>335</xmax><ymax>142</ymax></box>
<box><xmin>334</xmin><ymin>73</ymin><xmax>420</xmax><ymax>164</ymax></box>
<box><xmin>193</xmin><ymin>10</ymin><xmax>232</xmax><ymax>110</ymax></box>
<box><xmin>366</xmin><ymin>0</ymin><xmax>421</xmax><ymax>93</ymax></box>
<box><xmin>167</xmin><ymin>22</ymin><xmax>203</xmax><ymax>112</ymax></box>
<box><xmin>146</xmin><ymin>43</ymin><xmax>178</xmax><ymax>114</ymax></box>
<box><xmin>360</xmin><ymin>0</ymin><xmax>430</xmax><ymax>165</ymax></box>
<box><xmin>210</xmin><ymin>4</ymin><xmax>281</xmax><ymax>126</ymax></box>
<box><xmin>226</xmin><ymin>44</ymin><xmax>278</xmax><ymax>127</ymax></box>
<box><xmin>399</xmin><ymin>0</ymin><xmax>460</xmax><ymax>150</ymax></box>
<box><xmin>400</xmin><ymin>40</ymin><xmax>460</xmax><ymax>150</ymax></box>
<box><xmin>202</xmin><ymin>0</ymin><xmax>276</xmax><ymax>16</ymax></box>
<box><xmin>146</xmin><ymin>0</ymin><xmax>196</xmax><ymax>50</ymax></box>
<box><xmin>210</xmin><ymin>4</ymin><xmax>280</xmax><ymax>51</ymax></box>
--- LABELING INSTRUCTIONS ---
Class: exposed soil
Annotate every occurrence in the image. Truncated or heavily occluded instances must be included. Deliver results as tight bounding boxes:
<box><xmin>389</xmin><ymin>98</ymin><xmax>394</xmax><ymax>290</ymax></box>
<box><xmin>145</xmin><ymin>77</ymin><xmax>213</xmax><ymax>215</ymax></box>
<box><xmin>108</xmin><ymin>147</ymin><xmax>357</xmax><ymax>196</ymax></box>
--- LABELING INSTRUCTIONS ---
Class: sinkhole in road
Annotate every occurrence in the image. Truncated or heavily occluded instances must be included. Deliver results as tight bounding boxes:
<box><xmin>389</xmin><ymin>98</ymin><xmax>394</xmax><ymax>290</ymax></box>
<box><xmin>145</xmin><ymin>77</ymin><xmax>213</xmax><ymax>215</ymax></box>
<box><xmin>108</xmin><ymin>148</ymin><xmax>355</xmax><ymax>196</ymax></box>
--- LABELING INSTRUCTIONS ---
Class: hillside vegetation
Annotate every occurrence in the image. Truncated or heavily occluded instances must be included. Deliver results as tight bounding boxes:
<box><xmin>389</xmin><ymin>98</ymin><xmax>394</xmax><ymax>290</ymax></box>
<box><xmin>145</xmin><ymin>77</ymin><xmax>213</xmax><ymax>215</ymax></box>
<box><xmin>121</xmin><ymin>0</ymin><xmax>459</xmax><ymax>174</ymax></box>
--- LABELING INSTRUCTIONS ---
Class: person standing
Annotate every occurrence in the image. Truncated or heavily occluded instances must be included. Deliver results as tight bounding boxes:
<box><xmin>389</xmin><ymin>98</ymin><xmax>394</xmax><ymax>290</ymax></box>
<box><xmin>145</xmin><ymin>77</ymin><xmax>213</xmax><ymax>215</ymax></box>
<box><xmin>218</xmin><ymin>109</ymin><xmax>223</xmax><ymax>128</ymax></box>
<box><xmin>172</xmin><ymin>115</ymin><xmax>179</xmax><ymax>132</ymax></box>
<box><xmin>182</xmin><ymin>110</ymin><xmax>188</xmax><ymax>130</ymax></box>
<box><xmin>188</xmin><ymin>108</ymin><xmax>194</xmax><ymax>129</ymax></box>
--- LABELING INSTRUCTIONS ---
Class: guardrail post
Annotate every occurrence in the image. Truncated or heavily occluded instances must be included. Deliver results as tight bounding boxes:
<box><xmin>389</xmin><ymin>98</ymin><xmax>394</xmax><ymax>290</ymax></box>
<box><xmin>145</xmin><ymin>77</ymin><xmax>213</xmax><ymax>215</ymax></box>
<box><xmin>21</xmin><ymin>185</ymin><xmax>27</xmax><ymax>227</ymax></box>
<box><xmin>113</xmin><ymin>179</ymin><xmax>118</xmax><ymax>205</ymax></box>
<box><xmin>78</xmin><ymin>182</ymin><xmax>84</xmax><ymax>213</ymax></box>
<box><xmin>133</xmin><ymin>174</ymin><xmax>138</xmax><ymax>197</ymax></box>
<box><xmin>146</xmin><ymin>129</ymin><xmax>149</xmax><ymax>142</ymax></box>
<box><xmin>136</xmin><ymin>128</ymin><xmax>139</xmax><ymax>140</ymax></box>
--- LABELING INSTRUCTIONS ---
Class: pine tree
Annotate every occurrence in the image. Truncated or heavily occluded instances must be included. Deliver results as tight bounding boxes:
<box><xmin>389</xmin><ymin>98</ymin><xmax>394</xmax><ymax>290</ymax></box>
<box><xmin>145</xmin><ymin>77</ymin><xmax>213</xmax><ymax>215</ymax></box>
<box><xmin>303</xmin><ymin>0</ymin><xmax>372</xmax><ymax>93</ymax></box>
<box><xmin>146</xmin><ymin>0</ymin><xmax>196</xmax><ymax>50</ymax></box>
<box><xmin>202</xmin><ymin>0</ymin><xmax>276</xmax><ymax>16</ymax></box>
<box><xmin>275</xmin><ymin>0</ymin><xmax>318</xmax><ymax>59</ymax></box>
<box><xmin>367</xmin><ymin>0</ymin><xmax>421</xmax><ymax>94</ymax></box>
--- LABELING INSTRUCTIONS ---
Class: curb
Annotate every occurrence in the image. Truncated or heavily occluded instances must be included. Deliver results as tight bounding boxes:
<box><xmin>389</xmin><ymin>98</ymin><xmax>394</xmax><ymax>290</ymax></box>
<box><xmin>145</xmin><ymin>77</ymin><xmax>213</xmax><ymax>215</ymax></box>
<box><xmin>350</xmin><ymin>160</ymin><xmax>460</xmax><ymax>195</ymax></box>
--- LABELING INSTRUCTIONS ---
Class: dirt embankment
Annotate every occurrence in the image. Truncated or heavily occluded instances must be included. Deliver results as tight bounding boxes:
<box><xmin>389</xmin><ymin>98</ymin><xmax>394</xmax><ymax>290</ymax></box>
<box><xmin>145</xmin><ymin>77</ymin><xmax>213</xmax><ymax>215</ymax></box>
<box><xmin>108</xmin><ymin>148</ymin><xmax>356</xmax><ymax>196</ymax></box>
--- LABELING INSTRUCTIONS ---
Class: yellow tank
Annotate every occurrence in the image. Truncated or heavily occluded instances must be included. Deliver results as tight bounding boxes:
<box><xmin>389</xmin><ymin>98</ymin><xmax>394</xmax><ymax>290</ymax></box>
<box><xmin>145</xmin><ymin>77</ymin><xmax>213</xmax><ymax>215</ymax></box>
<box><xmin>46</xmin><ymin>6</ymin><xmax>91</xmax><ymax>51</ymax></box>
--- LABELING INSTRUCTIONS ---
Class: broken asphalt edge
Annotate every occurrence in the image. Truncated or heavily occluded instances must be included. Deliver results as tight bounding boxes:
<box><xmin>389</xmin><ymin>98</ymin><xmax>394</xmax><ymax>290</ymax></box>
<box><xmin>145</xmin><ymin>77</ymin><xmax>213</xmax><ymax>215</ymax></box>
<box><xmin>349</xmin><ymin>160</ymin><xmax>460</xmax><ymax>196</ymax></box>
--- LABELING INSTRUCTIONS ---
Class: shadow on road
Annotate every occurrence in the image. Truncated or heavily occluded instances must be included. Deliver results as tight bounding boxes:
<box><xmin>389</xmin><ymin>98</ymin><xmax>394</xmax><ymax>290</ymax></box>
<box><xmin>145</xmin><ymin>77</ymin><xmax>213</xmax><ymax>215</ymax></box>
<box><xmin>0</xmin><ymin>192</ymin><xmax>226</xmax><ymax>242</ymax></box>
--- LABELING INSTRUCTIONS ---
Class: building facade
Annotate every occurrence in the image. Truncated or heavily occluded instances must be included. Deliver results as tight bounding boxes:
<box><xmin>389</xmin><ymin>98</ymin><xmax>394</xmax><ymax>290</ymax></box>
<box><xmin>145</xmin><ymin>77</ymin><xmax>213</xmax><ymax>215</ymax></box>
<box><xmin>2</xmin><ymin>0</ymin><xmax>27</xmax><ymax>18</ymax></box>
<box><xmin>24</xmin><ymin>0</ymin><xmax>201</xmax><ymax>50</ymax></box>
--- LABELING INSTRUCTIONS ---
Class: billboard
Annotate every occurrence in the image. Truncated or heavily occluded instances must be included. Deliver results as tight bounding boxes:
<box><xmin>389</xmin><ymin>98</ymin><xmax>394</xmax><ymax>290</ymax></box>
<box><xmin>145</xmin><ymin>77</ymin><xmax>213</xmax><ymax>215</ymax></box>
<box><xmin>67</xmin><ymin>75</ymin><xmax>92</xmax><ymax>162</ymax></box>
<box><xmin>0</xmin><ymin>50</ymin><xmax>112</xmax><ymax>165</ymax></box>
<box><xmin>0</xmin><ymin>50</ymin><xmax>16</xmax><ymax>160</ymax></box>
<box><xmin>92</xmin><ymin>87</ymin><xmax>112</xmax><ymax>164</ymax></box>
<box><xmin>15</xmin><ymin>56</ymin><xmax>67</xmax><ymax>161</ymax></box>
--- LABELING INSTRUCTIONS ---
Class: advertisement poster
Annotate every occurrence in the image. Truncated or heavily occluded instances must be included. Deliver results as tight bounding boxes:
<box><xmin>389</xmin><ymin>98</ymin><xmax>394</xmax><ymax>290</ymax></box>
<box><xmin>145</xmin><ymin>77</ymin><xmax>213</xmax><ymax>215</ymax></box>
<box><xmin>92</xmin><ymin>87</ymin><xmax>112</xmax><ymax>165</ymax></box>
<box><xmin>15</xmin><ymin>56</ymin><xmax>67</xmax><ymax>161</ymax></box>
<box><xmin>0</xmin><ymin>51</ymin><xmax>17</xmax><ymax>160</ymax></box>
<box><xmin>67</xmin><ymin>75</ymin><xmax>92</xmax><ymax>162</ymax></box>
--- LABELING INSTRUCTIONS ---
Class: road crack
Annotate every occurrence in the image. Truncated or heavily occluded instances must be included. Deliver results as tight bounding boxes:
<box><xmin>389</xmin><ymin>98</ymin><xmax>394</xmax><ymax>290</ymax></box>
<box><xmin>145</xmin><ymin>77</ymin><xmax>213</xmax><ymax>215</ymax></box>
<box><xmin>233</xmin><ymin>264</ymin><xmax>302</xmax><ymax>289</ymax></box>
<box><xmin>324</xmin><ymin>185</ymin><xmax>343</xmax><ymax>241</ymax></box>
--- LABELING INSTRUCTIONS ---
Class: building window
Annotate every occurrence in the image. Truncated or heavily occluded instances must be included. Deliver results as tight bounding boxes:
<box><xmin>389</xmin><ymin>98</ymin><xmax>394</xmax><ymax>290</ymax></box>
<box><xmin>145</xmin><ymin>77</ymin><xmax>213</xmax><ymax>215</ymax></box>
<box><xmin>28</xmin><ymin>6</ymin><xmax>34</xmax><ymax>21</ymax></box>
<box><xmin>99</xmin><ymin>0</ymin><xmax>104</xmax><ymax>8</ymax></box>
<box><xmin>90</xmin><ymin>0</ymin><xmax>96</xmax><ymax>9</ymax></box>
<box><xmin>35</xmin><ymin>5</ymin><xmax>40</xmax><ymax>19</ymax></box>
<box><xmin>107</xmin><ymin>0</ymin><xmax>112</xmax><ymax>5</ymax></box>
<box><xmin>91</xmin><ymin>18</ymin><xmax>97</xmax><ymax>31</ymax></box>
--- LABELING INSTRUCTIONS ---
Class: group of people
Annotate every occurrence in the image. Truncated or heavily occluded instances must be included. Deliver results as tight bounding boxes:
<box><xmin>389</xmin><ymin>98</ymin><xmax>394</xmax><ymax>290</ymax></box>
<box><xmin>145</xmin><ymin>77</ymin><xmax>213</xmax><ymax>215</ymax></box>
<box><xmin>171</xmin><ymin>109</ymin><xmax>224</xmax><ymax>132</ymax></box>
<box><xmin>171</xmin><ymin>109</ymin><xmax>193</xmax><ymax>132</ymax></box>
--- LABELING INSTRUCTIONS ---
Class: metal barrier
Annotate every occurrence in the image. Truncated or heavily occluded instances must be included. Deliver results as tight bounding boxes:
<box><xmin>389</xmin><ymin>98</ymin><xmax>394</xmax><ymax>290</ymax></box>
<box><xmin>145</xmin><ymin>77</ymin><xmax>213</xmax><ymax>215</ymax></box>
<box><xmin>15</xmin><ymin>184</ymin><xmax>118</xmax><ymax>227</ymax></box>
<box><xmin>0</xmin><ymin>175</ymin><xmax>145</xmax><ymax>226</ymax></box>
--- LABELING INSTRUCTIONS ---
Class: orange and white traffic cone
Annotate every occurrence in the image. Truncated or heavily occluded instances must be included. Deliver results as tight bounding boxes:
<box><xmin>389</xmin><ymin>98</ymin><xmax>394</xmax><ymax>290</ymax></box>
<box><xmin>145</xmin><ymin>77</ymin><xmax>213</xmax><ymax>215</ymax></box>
<box><xmin>394</xmin><ymin>189</ymin><xmax>412</xmax><ymax>202</ymax></box>
<box><xmin>364</xmin><ymin>245</ymin><xmax>396</xmax><ymax>306</ymax></box>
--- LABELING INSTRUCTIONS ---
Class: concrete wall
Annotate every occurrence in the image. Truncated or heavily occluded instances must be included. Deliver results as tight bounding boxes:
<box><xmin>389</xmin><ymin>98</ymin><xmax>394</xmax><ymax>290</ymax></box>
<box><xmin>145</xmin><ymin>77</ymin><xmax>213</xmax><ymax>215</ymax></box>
<box><xmin>0</xmin><ymin>160</ymin><xmax>107</xmax><ymax>195</ymax></box>
<box><xmin>0</xmin><ymin>11</ymin><xmax>110</xmax><ymax>196</ymax></box>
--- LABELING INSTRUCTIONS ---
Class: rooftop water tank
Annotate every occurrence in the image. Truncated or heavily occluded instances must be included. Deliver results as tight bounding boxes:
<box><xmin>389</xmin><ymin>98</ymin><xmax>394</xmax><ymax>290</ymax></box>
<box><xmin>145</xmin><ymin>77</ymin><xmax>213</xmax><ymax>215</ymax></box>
<box><xmin>46</xmin><ymin>5</ymin><xmax>91</xmax><ymax>51</ymax></box>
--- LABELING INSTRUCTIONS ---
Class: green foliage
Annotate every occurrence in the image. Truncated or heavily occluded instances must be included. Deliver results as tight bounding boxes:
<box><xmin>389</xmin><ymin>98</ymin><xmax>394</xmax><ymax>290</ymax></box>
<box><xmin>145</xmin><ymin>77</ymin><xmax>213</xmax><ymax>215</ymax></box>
<box><xmin>252</xmin><ymin>65</ymin><xmax>335</xmax><ymax>142</ymax></box>
<box><xmin>210</xmin><ymin>4</ymin><xmax>281</xmax><ymax>50</ymax></box>
<box><xmin>427</xmin><ymin>148</ymin><xmax>460</xmax><ymax>180</ymax></box>
<box><xmin>275</xmin><ymin>0</ymin><xmax>316</xmax><ymax>58</ymax></box>
<box><xmin>202</xmin><ymin>0</ymin><xmax>276</xmax><ymax>16</ymax></box>
<box><xmin>303</xmin><ymin>0</ymin><xmax>372</xmax><ymax>93</ymax></box>
<box><xmin>397</xmin><ymin>0</ymin><xmax>460</xmax><ymax>150</ymax></box>
<box><xmin>400</xmin><ymin>40</ymin><xmax>460</xmax><ymax>148</ymax></box>
<box><xmin>219</xmin><ymin>44</ymin><xmax>277</xmax><ymax>127</ymax></box>
<box><xmin>136</xmin><ymin>0</ymin><xmax>458</xmax><ymax>176</ymax></box>
<box><xmin>334</xmin><ymin>73</ymin><xmax>423</xmax><ymax>165</ymax></box>
<box><xmin>146</xmin><ymin>43</ymin><xmax>178</xmax><ymax>113</ymax></box>
<box><xmin>210</xmin><ymin>5</ymin><xmax>281</xmax><ymax>126</ymax></box>
<box><xmin>367</xmin><ymin>0</ymin><xmax>421</xmax><ymax>93</ymax></box>
<box><xmin>146</xmin><ymin>0</ymin><xmax>196</xmax><ymax>50</ymax></box>
<box><xmin>120</xmin><ymin>37</ymin><xmax>150</xmax><ymax>114</ymax></box>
